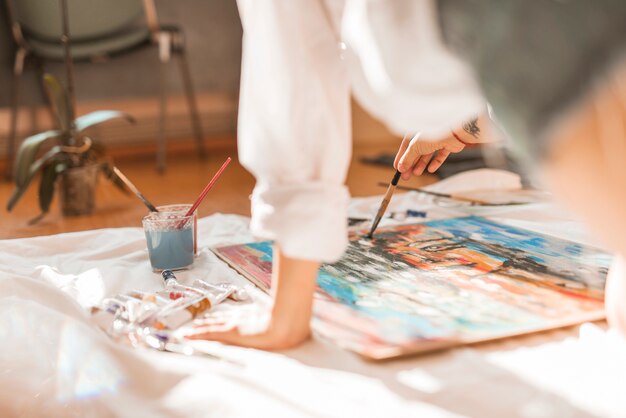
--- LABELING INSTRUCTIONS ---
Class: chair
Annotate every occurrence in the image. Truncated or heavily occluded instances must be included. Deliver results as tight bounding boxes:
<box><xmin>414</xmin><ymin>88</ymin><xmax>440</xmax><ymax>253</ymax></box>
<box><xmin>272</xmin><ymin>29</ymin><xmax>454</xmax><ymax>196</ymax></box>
<box><xmin>4</xmin><ymin>0</ymin><xmax>207</xmax><ymax>178</ymax></box>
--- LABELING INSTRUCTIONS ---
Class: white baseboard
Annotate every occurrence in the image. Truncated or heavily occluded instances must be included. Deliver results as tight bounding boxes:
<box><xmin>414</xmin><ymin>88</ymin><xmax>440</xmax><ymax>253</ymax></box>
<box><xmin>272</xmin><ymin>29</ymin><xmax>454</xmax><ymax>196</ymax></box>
<box><xmin>0</xmin><ymin>93</ymin><xmax>401</xmax><ymax>161</ymax></box>
<box><xmin>0</xmin><ymin>92</ymin><xmax>238</xmax><ymax>158</ymax></box>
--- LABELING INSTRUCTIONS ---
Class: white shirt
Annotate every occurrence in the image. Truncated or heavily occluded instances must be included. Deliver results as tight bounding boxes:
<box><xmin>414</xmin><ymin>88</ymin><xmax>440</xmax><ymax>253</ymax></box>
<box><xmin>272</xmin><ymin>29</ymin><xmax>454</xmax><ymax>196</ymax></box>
<box><xmin>236</xmin><ymin>0</ymin><xmax>485</xmax><ymax>262</ymax></box>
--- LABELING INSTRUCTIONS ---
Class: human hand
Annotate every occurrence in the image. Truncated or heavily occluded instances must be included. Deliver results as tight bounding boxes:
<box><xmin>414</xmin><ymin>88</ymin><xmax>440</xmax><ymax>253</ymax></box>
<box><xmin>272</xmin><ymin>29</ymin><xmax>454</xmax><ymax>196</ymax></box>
<box><xmin>394</xmin><ymin>132</ymin><xmax>466</xmax><ymax>180</ymax></box>
<box><xmin>394</xmin><ymin>115</ymin><xmax>491</xmax><ymax>180</ymax></box>
<box><xmin>186</xmin><ymin>246</ymin><xmax>319</xmax><ymax>350</ymax></box>
<box><xmin>186</xmin><ymin>315</ymin><xmax>311</xmax><ymax>350</ymax></box>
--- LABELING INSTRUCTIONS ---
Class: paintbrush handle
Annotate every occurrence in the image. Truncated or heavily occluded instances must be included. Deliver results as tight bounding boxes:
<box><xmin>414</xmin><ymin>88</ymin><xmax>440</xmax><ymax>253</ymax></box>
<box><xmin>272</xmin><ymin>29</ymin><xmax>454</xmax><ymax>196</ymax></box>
<box><xmin>184</xmin><ymin>157</ymin><xmax>232</xmax><ymax>217</ymax></box>
<box><xmin>385</xmin><ymin>183</ymin><xmax>507</xmax><ymax>206</ymax></box>
<box><xmin>174</xmin><ymin>157</ymin><xmax>232</xmax><ymax>230</ymax></box>
<box><xmin>113</xmin><ymin>167</ymin><xmax>158</xmax><ymax>212</ymax></box>
<box><xmin>379</xmin><ymin>183</ymin><xmax>451</xmax><ymax>199</ymax></box>
<box><xmin>390</xmin><ymin>170</ymin><xmax>401</xmax><ymax>186</ymax></box>
<box><xmin>448</xmin><ymin>194</ymin><xmax>492</xmax><ymax>205</ymax></box>
<box><xmin>369</xmin><ymin>185</ymin><xmax>396</xmax><ymax>232</ymax></box>
<box><xmin>368</xmin><ymin>170</ymin><xmax>401</xmax><ymax>237</ymax></box>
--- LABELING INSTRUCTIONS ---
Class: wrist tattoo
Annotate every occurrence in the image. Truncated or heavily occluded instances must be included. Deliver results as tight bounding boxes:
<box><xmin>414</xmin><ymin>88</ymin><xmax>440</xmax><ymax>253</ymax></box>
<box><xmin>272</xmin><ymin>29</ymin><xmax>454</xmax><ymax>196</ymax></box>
<box><xmin>462</xmin><ymin>118</ymin><xmax>480</xmax><ymax>138</ymax></box>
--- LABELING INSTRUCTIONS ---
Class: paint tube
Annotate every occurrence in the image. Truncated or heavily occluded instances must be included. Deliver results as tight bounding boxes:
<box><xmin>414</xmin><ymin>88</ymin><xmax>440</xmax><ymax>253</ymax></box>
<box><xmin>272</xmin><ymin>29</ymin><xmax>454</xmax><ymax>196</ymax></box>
<box><xmin>192</xmin><ymin>279</ymin><xmax>250</xmax><ymax>303</ymax></box>
<box><xmin>155</xmin><ymin>293</ymin><xmax>213</xmax><ymax>329</ymax></box>
<box><xmin>126</xmin><ymin>292</ymin><xmax>166</xmax><ymax>325</ymax></box>
<box><xmin>160</xmin><ymin>270</ymin><xmax>205</xmax><ymax>300</ymax></box>
<box><xmin>112</xmin><ymin>294</ymin><xmax>158</xmax><ymax>325</ymax></box>
<box><xmin>153</xmin><ymin>282</ymin><xmax>247</xmax><ymax>329</ymax></box>
<box><xmin>153</xmin><ymin>278</ymin><xmax>249</xmax><ymax>329</ymax></box>
<box><xmin>162</xmin><ymin>269</ymin><xmax>178</xmax><ymax>286</ymax></box>
<box><xmin>216</xmin><ymin>281</ymin><xmax>250</xmax><ymax>302</ymax></box>
<box><xmin>102</xmin><ymin>295</ymin><xmax>137</xmax><ymax>321</ymax></box>
<box><xmin>157</xmin><ymin>277</ymin><xmax>204</xmax><ymax>299</ymax></box>
<box><xmin>156</xmin><ymin>285</ymin><xmax>204</xmax><ymax>301</ymax></box>
<box><xmin>136</xmin><ymin>327</ymin><xmax>244</xmax><ymax>366</ymax></box>
<box><xmin>91</xmin><ymin>300</ymin><xmax>121</xmax><ymax>332</ymax></box>
<box><xmin>94</xmin><ymin>272</ymin><xmax>250</xmax><ymax>333</ymax></box>
<box><xmin>114</xmin><ymin>294</ymin><xmax>134</xmax><ymax>303</ymax></box>
<box><xmin>127</xmin><ymin>290</ymin><xmax>169</xmax><ymax>306</ymax></box>
<box><xmin>100</xmin><ymin>296</ymin><xmax>126</xmax><ymax>314</ymax></box>
<box><xmin>92</xmin><ymin>295</ymin><xmax>136</xmax><ymax>332</ymax></box>
<box><xmin>95</xmin><ymin>292</ymin><xmax>164</xmax><ymax>329</ymax></box>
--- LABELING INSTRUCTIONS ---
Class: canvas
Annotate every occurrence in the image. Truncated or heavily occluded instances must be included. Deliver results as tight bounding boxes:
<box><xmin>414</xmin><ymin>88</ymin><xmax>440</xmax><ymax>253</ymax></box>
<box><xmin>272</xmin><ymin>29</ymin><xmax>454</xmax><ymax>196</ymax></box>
<box><xmin>213</xmin><ymin>216</ymin><xmax>611</xmax><ymax>359</ymax></box>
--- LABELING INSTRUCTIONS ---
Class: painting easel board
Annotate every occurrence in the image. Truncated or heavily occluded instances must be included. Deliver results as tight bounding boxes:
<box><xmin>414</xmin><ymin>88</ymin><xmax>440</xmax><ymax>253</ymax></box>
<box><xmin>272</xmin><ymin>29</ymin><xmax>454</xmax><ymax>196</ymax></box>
<box><xmin>212</xmin><ymin>216</ymin><xmax>611</xmax><ymax>360</ymax></box>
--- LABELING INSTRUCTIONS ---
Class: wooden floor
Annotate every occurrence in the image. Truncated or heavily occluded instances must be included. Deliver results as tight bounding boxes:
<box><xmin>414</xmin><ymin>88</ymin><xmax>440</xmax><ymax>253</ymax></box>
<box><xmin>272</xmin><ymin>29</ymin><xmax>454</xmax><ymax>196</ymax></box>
<box><xmin>0</xmin><ymin>140</ymin><xmax>436</xmax><ymax>239</ymax></box>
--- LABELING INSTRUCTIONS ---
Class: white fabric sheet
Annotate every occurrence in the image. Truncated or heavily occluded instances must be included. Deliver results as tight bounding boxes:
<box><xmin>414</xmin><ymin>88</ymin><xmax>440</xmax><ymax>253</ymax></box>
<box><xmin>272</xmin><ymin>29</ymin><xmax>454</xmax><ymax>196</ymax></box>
<box><xmin>1</xmin><ymin>169</ymin><xmax>625</xmax><ymax>418</ymax></box>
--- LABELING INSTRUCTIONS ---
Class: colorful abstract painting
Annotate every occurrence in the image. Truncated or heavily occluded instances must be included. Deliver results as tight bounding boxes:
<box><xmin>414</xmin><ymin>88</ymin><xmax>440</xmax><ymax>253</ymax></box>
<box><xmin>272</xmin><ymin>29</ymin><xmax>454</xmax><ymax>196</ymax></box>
<box><xmin>213</xmin><ymin>216</ymin><xmax>611</xmax><ymax>359</ymax></box>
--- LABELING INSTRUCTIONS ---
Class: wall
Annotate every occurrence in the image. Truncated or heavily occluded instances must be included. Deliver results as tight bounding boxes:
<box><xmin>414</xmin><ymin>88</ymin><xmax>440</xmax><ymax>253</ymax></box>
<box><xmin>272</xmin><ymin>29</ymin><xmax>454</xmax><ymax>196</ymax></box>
<box><xmin>0</xmin><ymin>0</ymin><xmax>396</xmax><ymax>155</ymax></box>
<box><xmin>0</xmin><ymin>0</ymin><xmax>242</xmax><ymax>106</ymax></box>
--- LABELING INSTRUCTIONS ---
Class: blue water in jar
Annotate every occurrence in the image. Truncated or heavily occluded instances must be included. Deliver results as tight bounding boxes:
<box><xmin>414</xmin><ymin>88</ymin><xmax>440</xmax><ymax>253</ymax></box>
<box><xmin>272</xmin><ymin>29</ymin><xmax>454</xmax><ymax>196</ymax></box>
<box><xmin>144</xmin><ymin>225</ymin><xmax>194</xmax><ymax>270</ymax></box>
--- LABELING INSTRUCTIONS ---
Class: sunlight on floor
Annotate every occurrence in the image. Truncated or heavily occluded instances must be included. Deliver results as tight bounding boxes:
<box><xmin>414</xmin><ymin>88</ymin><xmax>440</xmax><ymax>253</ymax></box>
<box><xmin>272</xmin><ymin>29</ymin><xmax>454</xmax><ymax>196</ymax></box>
<box><xmin>56</xmin><ymin>321</ymin><xmax>125</xmax><ymax>402</ymax></box>
<box><xmin>485</xmin><ymin>323</ymin><xmax>626</xmax><ymax>417</ymax></box>
<box><xmin>397</xmin><ymin>368</ymin><xmax>444</xmax><ymax>394</ymax></box>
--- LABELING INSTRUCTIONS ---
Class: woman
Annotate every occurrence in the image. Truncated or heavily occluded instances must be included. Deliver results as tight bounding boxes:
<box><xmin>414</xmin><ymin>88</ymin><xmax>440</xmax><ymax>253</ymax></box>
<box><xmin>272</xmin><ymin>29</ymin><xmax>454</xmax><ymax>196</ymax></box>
<box><xmin>190</xmin><ymin>0</ymin><xmax>626</xmax><ymax>348</ymax></box>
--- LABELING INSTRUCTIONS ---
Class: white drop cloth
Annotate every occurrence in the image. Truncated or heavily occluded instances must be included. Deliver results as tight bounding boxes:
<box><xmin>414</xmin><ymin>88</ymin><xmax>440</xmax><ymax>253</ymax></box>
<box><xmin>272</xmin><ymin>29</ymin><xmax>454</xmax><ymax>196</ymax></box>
<box><xmin>1</xmin><ymin>169</ymin><xmax>625</xmax><ymax>418</ymax></box>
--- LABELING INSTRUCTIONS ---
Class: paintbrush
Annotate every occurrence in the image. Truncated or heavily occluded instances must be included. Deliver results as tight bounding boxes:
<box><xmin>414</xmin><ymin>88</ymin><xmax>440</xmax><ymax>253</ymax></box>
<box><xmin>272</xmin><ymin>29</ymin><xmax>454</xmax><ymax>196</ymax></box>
<box><xmin>378</xmin><ymin>183</ymin><xmax>529</xmax><ymax>206</ymax></box>
<box><xmin>113</xmin><ymin>167</ymin><xmax>159</xmax><ymax>212</ymax></box>
<box><xmin>175</xmin><ymin>157</ymin><xmax>232</xmax><ymax>229</ymax></box>
<box><xmin>367</xmin><ymin>170</ymin><xmax>401</xmax><ymax>238</ymax></box>
<box><xmin>184</xmin><ymin>157</ymin><xmax>231</xmax><ymax>218</ymax></box>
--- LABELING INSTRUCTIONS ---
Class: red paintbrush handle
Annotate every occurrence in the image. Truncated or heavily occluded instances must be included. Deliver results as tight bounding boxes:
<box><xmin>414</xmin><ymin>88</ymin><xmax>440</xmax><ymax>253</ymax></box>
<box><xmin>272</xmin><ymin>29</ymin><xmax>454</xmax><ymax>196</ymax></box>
<box><xmin>185</xmin><ymin>157</ymin><xmax>232</xmax><ymax>217</ymax></box>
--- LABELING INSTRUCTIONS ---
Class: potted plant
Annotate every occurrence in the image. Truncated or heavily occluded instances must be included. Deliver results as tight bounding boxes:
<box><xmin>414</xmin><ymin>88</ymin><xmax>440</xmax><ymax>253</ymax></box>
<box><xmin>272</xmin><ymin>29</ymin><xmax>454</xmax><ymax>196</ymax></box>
<box><xmin>6</xmin><ymin>74</ymin><xmax>134</xmax><ymax>222</ymax></box>
<box><xmin>6</xmin><ymin>0</ymin><xmax>133</xmax><ymax>223</ymax></box>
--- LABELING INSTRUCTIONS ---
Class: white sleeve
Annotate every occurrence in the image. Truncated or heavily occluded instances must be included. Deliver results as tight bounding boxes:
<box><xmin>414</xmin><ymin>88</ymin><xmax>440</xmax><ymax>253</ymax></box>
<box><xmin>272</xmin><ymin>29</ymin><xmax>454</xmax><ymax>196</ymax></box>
<box><xmin>236</xmin><ymin>0</ymin><xmax>351</xmax><ymax>262</ymax></box>
<box><xmin>343</xmin><ymin>0</ymin><xmax>486</xmax><ymax>139</ymax></box>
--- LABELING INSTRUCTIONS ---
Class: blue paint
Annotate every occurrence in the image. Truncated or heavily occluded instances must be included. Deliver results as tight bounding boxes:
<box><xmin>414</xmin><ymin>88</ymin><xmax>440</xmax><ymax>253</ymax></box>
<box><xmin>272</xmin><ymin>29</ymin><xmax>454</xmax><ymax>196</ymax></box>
<box><xmin>317</xmin><ymin>271</ymin><xmax>360</xmax><ymax>305</ymax></box>
<box><xmin>246</xmin><ymin>241</ymin><xmax>274</xmax><ymax>262</ymax></box>
<box><xmin>145</xmin><ymin>227</ymin><xmax>194</xmax><ymax>270</ymax></box>
<box><xmin>433</xmin><ymin>216</ymin><xmax>611</xmax><ymax>267</ymax></box>
<box><xmin>406</xmin><ymin>210</ymin><xmax>427</xmax><ymax>218</ymax></box>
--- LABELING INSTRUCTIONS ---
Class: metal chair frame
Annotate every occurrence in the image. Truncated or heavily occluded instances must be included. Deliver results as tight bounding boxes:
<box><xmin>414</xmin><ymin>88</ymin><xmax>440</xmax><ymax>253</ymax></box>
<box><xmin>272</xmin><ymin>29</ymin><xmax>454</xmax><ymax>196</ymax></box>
<box><xmin>3</xmin><ymin>0</ymin><xmax>207</xmax><ymax>178</ymax></box>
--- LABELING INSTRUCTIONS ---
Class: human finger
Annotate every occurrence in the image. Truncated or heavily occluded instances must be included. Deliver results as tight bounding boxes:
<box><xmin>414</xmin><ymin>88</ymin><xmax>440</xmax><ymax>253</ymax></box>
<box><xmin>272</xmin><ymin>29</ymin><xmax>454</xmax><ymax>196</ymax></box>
<box><xmin>412</xmin><ymin>153</ymin><xmax>434</xmax><ymax>177</ymax></box>
<box><xmin>427</xmin><ymin>150</ymin><xmax>451</xmax><ymax>173</ymax></box>
<box><xmin>186</xmin><ymin>326</ymin><xmax>310</xmax><ymax>350</ymax></box>
<box><xmin>397</xmin><ymin>133</ymin><xmax>423</xmax><ymax>173</ymax></box>
<box><xmin>394</xmin><ymin>134</ymin><xmax>412</xmax><ymax>170</ymax></box>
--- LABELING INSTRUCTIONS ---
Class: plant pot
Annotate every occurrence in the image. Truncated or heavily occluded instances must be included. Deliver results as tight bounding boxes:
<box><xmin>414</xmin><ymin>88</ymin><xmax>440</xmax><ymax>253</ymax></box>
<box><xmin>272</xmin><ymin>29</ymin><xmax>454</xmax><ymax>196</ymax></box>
<box><xmin>59</xmin><ymin>163</ymin><xmax>99</xmax><ymax>216</ymax></box>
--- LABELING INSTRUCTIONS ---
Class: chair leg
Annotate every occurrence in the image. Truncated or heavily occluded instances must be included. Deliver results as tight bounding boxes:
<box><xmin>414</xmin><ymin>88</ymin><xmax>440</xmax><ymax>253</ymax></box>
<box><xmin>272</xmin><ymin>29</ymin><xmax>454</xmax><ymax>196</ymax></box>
<box><xmin>28</xmin><ymin>101</ymin><xmax>38</xmax><ymax>137</ymax></box>
<box><xmin>156</xmin><ymin>32</ymin><xmax>171</xmax><ymax>174</ymax></box>
<box><xmin>176</xmin><ymin>48</ymin><xmax>207</xmax><ymax>159</ymax></box>
<box><xmin>157</xmin><ymin>60</ymin><xmax>168</xmax><ymax>173</ymax></box>
<box><xmin>5</xmin><ymin>48</ymin><xmax>27</xmax><ymax>181</ymax></box>
<box><xmin>35</xmin><ymin>58</ymin><xmax>56</xmax><ymax>128</ymax></box>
